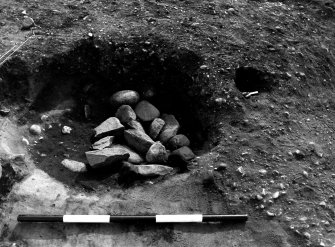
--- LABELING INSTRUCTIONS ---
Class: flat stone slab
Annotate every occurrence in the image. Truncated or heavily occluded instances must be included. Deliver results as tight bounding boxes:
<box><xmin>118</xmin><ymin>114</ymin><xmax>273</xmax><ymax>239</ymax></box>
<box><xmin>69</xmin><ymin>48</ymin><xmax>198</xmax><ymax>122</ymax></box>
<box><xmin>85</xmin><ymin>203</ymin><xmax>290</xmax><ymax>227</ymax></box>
<box><xmin>124</xmin><ymin>129</ymin><xmax>154</xmax><ymax>154</ymax></box>
<box><xmin>61</xmin><ymin>159</ymin><xmax>87</xmax><ymax>173</ymax></box>
<box><xmin>158</xmin><ymin>114</ymin><xmax>180</xmax><ymax>143</ymax></box>
<box><xmin>149</xmin><ymin>118</ymin><xmax>165</xmax><ymax>140</ymax></box>
<box><xmin>92</xmin><ymin>136</ymin><xmax>114</xmax><ymax>150</ymax></box>
<box><xmin>85</xmin><ymin>147</ymin><xmax>130</xmax><ymax>168</ymax></box>
<box><xmin>110</xmin><ymin>90</ymin><xmax>140</xmax><ymax>107</ymax></box>
<box><xmin>135</xmin><ymin>100</ymin><xmax>160</xmax><ymax>122</ymax></box>
<box><xmin>146</xmin><ymin>141</ymin><xmax>168</xmax><ymax>164</ymax></box>
<box><xmin>115</xmin><ymin>105</ymin><xmax>136</xmax><ymax>124</ymax></box>
<box><xmin>111</xmin><ymin>144</ymin><xmax>143</xmax><ymax>164</ymax></box>
<box><xmin>94</xmin><ymin>117</ymin><xmax>124</xmax><ymax>141</ymax></box>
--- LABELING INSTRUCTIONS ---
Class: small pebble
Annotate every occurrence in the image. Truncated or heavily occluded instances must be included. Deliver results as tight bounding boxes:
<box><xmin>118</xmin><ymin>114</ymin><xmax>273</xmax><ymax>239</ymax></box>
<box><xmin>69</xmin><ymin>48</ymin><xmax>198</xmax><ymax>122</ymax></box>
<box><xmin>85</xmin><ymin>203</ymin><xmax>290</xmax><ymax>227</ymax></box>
<box><xmin>303</xmin><ymin>232</ymin><xmax>311</xmax><ymax>239</ymax></box>
<box><xmin>22</xmin><ymin>137</ymin><xmax>29</xmax><ymax>145</ymax></box>
<box><xmin>0</xmin><ymin>107</ymin><xmax>10</xmax><ymax>116</ymax></box>
<box><xmin>215</xmin><ymin>162</ymin><xmax>228</xmax><ymax>171</ymax></box>
<box><xmin>256</xmin><ymin>194</ymin><xmax>263</xmax><ymax>200</ymax></box>
<box><xmin>272</xmin><ymin>191</ymin><xmax>280</xmax><ymax>199</ymax></box>
<box><xmin>40</xmin><ymin>114</ymin><xmax>48</xmax><ymax>121</ymax></box>
<box><xmin>266</xmin><ymin>211</ymin><xmax>275</xmax><ymax>217</ymax></box>
<box><xmin>259</xmin><ymin>169</ymin><xmax>267</xmax><ymax>175</ymax></box>
<box><xmin>62</xmin><ymin>126</ymin><xmax>72</xmax><ymax>134</ymax></box>
<box><xmin>29</xmin><ymin>124</ymin><xmax>42</xmax><ymax>135</ymax></box>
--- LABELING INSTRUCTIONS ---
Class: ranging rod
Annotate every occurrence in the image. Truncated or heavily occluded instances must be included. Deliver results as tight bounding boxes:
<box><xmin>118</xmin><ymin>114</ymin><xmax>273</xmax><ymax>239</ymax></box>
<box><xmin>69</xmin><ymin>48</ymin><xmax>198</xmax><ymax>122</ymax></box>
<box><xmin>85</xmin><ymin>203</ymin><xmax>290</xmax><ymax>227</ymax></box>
<box><xmin>17</xmin><ymin>214</ymin><xmax>248</xmax><ymax>223</ymax></box>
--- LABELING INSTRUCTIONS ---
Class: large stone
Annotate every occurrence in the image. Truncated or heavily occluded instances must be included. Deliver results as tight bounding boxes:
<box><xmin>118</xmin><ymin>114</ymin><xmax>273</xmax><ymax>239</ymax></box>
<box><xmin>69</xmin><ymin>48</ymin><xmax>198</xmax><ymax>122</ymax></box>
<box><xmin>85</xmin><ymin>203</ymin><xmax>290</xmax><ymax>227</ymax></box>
<box><xmin>119</xmin><ymin>162</ymin><xmax>173</xmax><ymax>182</ymax></box>
<box><xmin>126</xmin><ymin>120</ymin><xmax>145</xmax><ymax>133</ymax></box>
<box><xmin>111</xmin><ymin>144</ymin><xmax>143</xmax><ymax>164</ymax></box>
<box><xmin>168</xmin><ymin>146</ymin><xmax>195</xmax><ymax>169</ymax></box>
<box><xmin>115</xmin><ymin>105</ymin><xmax>136</xmax><ymax>124</ymax></box>
<box><xmin>94</xmin><ymin>117</ymin><xmax>124</xmax><ymax>140</ymax></box>
<box><xmin>158</xmin><ymin>114</ymin><xmax>180</xmax><ymax>143</ymax></box>
<box><xmin>85</xmin><ymin>147</ymin><xmax>130</xmax><ymax>169</ymax></box>
<box><xmin>61</xmin><ymin>159</ymin><xmax>87</xmax><ymax>173</ymax></box>
<box><xmin>124</xmin><ymin>129</ymin><xmax>154</xmax><ymax>154</ymax></box>
<box><xmin>167</xmin><ymin>134</ymin><xmax>190</xmax><ymax>150</ymax></box>
<box><xmin>146</xmin><ymin>142</ymin><xmax>168</xmax><ymax>164</ymax></box>
<box><xmin>134</xmin><ymin>100</ymin><xmax>160</xmax><ymax>122</ymax></box>
<box><xmin>149</xmin><ymin>118</ymin><xmax>165</xmax><ymax>140</ymax></box>
<box><xmin>110</xmin><ymin>90</ymin><xmax>140</xmax><ymax>107</ymax></box>
<box><xmin>92</xmin><ymin>136</ymin><xmax>114</xmax><ymax>150</ymax></box>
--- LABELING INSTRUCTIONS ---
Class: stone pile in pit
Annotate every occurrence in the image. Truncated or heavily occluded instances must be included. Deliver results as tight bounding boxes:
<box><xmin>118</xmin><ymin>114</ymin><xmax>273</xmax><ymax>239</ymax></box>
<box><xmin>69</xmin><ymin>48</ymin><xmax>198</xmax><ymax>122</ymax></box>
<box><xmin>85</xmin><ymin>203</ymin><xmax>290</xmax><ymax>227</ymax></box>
<box><xmin>76</xmin><ymin>90</ymin><xmax>195</xmax><ymax>181</ymax></box>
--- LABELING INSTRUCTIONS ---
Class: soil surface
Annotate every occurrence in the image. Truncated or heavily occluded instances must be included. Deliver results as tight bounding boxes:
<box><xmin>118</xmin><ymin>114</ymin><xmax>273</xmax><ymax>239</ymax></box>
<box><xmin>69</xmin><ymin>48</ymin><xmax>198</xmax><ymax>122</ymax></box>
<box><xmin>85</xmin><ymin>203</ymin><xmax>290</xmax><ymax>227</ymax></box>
<box><xmin>1</xmin><ymin>0</ymin><xmax>335</xmax><ymax>246</ymax></box>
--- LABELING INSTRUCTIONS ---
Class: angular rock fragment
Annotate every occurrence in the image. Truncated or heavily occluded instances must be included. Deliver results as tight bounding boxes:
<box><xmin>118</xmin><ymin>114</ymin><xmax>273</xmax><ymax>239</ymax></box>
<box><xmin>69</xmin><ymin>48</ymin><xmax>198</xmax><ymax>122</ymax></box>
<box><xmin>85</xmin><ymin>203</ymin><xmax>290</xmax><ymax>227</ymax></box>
<box><xmin>168</xmin><ymin>134</ymin><xmax>190</xmax><ymax>150</ymax></box>
<box><xmin>146</xmin><ymin>142</ymin><xmax>168</xmax><ymax>163</ymax></box>
<box><xmin>124</xmin><ymin>129</ymin><xmax>154</xmax><ymax>154</ymax></box>
<box><xmin>115</xmin><ymin>105</ymin><xmax>136</xmax><ymax>124</ymax></box>
<box><xmin>61</xmin><ymin>159</ymin><xmax>87</xmax><ymax>173</ymax></box>
<box><xmin>85</xmin><ymin>147</ymin><xmax>130</xmax><ymax>169</ymax></box>
<box><xmin>158</xmin><ymin>114</ymin><xmax>180</xmax><ymax>143</ymax></box>
<box><xmin>168</xmin><ymin>146</ymin><xmax>195</xmax><ymax>169</ymax></box>
<box><xmin>111</xmin><ymin>144</ymin><xmax>143</xmax><ymax>164</ymax></box>
<box><xmin>126</xmin><ymin>120</ymin><xmax>145</xmax><ymax>133</ymax></box>
<box><xmin>92</xmin><ymin>136</ymin><xmax>114</xmax><ymax>150</ymax></box>
<box><xmin>149</xmin><ymin>118</ymin><xmax>165</xmax><ymax>140</ymax></box>
<box><xmin>135</xmin><ymin>100</ymin><xmax>160</xmax><ymax>122</ymax></box>
<box><xmin>94</xmin><ymin>117</ymin><xmax>124</xmax><ymax>141</ymax></box>
<box><xmin>110</xmin><ymin>90</ymin><xmax>140</xmax><ymax>107</ymax></box>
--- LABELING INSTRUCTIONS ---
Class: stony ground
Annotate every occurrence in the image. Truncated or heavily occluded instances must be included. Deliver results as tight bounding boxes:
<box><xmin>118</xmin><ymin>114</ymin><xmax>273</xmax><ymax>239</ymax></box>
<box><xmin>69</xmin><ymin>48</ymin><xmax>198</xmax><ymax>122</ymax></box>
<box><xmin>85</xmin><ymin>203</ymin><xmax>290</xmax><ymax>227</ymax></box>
<box><xmin>1</xmin><ymin>0</ymin><xmax>335</xmax><ymax>246</ymax></box>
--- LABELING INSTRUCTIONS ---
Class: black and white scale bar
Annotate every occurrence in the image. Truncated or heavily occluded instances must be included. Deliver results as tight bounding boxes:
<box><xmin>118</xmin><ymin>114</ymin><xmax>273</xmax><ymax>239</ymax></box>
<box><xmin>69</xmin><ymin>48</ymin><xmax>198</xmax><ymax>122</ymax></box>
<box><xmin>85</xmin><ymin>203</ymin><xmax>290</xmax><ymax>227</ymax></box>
<box><xmin>17</xmin><ymin>214</ymin><xmax>248</xmax><ymax>223</ymax></box>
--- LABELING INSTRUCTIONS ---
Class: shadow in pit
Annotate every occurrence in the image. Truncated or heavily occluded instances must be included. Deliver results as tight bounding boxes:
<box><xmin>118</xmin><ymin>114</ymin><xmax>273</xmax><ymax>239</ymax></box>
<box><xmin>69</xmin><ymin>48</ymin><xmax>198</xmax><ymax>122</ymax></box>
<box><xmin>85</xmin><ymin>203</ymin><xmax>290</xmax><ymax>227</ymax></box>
<box><xmin>24</xmin><ymin>36</ymin><xmax>217</xmax><ymax>189</ymax></box>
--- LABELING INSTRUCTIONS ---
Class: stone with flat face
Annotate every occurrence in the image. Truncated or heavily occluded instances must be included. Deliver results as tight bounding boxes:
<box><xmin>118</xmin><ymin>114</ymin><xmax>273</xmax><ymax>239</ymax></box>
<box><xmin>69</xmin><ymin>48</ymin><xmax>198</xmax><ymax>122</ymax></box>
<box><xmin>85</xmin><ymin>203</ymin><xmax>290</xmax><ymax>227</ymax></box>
<box><xmin>94</xmin><ymin>117</ymin><xmax>124</xmax><ymax>141</ymax></box>
<box><xmin>111</xmin><ymin>144</ymin><xmax>143</xmax><ymax>164</ymax></box>
<box><xmin>92</xmin><ymin>136</ymin><xmax>114</xmax><ymax>150</ymax></box>
<box><xmin>85</xmin><ymin>147</ymin><xmax>130</xmax><ymax>169</ymax></box>
<box><xmin>149</xmin><ymin>118</ymin><xmax>165</xmax><ymax>140</ymax></box>
<box><xmin>124</xmin><ymin>129</ymin><xmax>154</xmax><ymax>154</ymax></box>
<box><xmin>110</xmin><ymin>90</ymin><xmax>140</xmax><ymax>107</ymax></box>
<box><xmin>115</xmin><ymin>105</ymin><xmax>136</xmax><ymax>124</ymax></box>
<box><xmin>167</xmin><ymin>134</ymin><xmax>190</xmax><ymax>150</ymax></box>
<box><xmin>134</xmin><ymin>100</ymin><xmax>160</xmax><ymax>122</ymax></box>
<box><xmin>146</xmin><ymin>142</ymin><xmax>168</xmax><ymax>164</ymax></box>
<box><xmin>168</xmin><ymin>146</ymin><xmax>195</xmax><ymax>169</ymax></box>
<box><xmin>158</xmin><ymin>114</ymin><xmax>180</xmax><ymax>143</ymax></box>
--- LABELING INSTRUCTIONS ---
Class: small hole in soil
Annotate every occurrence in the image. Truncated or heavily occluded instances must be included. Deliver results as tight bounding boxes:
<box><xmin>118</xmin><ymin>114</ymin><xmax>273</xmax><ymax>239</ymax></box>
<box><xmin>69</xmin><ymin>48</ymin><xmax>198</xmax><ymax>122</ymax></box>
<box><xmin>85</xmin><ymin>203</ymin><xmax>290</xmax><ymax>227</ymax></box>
<box><xmin>17</xmin><ymin>37</ymin><xmax>215</xmax><ymax>187</ymax></box>
<box><xmin>234</xmin><ymin>66</ymin><xmax>274</xmax><ymax>92</ymax></box>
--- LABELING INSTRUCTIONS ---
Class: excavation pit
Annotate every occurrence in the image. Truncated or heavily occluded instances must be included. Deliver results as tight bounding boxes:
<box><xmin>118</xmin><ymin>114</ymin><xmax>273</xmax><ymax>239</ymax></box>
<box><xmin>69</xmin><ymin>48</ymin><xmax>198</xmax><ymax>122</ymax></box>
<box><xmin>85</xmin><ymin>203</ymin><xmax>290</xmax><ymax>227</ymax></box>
<box><xmin>1</xmin><ymin>37</ymin><xmax>217</xmax><ymax>188</ymax></box>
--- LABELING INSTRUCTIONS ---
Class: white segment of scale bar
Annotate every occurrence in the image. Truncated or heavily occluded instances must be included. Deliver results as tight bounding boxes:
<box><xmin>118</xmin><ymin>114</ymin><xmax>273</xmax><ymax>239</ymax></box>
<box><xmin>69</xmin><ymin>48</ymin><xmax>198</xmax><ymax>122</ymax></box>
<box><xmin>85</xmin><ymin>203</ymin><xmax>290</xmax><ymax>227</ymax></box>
<box><xmin>63</xmin><ymin>215</ymin><xmax>110</xmax><ymax>223</ymax></box>
<box><xmin>156</xmin><ymin>214</ymin><xmax>203</xmax><ymax>223</ymax></box>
